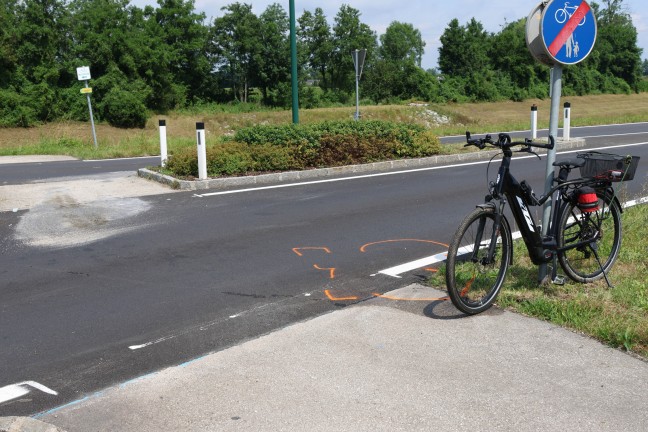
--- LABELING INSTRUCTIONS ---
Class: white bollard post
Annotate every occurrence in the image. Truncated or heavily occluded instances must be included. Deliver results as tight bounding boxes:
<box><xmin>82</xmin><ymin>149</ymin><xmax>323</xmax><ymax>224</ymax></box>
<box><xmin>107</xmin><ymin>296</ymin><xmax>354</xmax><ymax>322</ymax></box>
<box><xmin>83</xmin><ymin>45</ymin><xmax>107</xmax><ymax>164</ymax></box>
<box><xmin>563</xmin><ymin>102</ymin><xmax>571</xmax><ymax>141</ymax></box>
<box><xmin>196</xmin><ymin>122</ymin><xmax>207</xmax><ymax>180</ymax></box>
<box><xmin>530</xmin><ymin>104</ymin><xmax>538</xmax><ymax>139</ymax></box>
<box><xmin>159</xmin><ymin>119</ymin><xmax>168</xmax><ymax>167</ymax></box>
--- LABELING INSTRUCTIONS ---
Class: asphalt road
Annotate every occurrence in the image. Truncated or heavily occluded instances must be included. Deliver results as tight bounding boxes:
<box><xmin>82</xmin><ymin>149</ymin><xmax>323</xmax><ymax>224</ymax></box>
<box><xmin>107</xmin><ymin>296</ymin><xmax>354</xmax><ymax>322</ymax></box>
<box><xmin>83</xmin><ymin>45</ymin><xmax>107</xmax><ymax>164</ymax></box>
<box><xmin>1</xmin><ymin>123</ymin><xmax>647</xmax><ymax>416</ymax></box>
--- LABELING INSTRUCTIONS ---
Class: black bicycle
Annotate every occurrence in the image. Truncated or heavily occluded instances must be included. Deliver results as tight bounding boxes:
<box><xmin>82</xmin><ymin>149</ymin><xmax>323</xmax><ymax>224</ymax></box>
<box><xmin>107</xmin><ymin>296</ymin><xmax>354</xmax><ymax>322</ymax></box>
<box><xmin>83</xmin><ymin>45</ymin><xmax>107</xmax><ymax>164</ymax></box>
<box><xmin>445</xmin><ymin>132</ymin><xmax>640</xmax><ymax>315</ymax></box>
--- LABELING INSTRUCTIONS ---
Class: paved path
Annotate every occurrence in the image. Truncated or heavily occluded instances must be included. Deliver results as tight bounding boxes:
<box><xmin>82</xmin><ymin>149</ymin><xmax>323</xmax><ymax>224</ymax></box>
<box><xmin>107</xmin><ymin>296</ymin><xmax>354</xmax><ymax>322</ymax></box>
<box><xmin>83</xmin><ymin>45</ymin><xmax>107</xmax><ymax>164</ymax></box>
<box><xmin>34</xmin><ymin>284</ymin><xmax>648</xmax><ymax>432</ymax></box>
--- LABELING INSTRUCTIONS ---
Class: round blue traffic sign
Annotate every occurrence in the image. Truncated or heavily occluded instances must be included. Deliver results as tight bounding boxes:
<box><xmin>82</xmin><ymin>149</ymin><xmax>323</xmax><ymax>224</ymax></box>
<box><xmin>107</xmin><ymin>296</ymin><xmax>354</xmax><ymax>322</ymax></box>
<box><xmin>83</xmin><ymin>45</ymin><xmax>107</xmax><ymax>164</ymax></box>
<box><xmin>541</xmin><ymin>0</ymin><xmax>597</xmax><ymax>65</ymax></box>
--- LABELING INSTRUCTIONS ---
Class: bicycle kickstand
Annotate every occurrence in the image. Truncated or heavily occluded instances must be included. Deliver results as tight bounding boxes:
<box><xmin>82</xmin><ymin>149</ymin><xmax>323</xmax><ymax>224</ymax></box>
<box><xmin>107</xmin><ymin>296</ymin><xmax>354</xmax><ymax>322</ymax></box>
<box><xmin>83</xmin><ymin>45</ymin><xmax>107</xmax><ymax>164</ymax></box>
<box><xmin>590</xmin><ymin>247</ymin><xmax>614</xmax><ymax>288</ymax></box>
<box><xmin>550</xmin><ymin>254</ymin><xmax>565</xmax><ymax>286</ymax></box>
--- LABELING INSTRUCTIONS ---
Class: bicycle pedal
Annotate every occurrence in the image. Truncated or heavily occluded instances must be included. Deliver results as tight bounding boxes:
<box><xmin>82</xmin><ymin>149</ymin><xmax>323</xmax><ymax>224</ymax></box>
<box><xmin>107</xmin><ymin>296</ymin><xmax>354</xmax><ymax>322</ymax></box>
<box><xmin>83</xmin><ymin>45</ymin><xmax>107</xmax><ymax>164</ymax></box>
<box><xmin>552</xmin><ymin>275</ymin><xmax>566</xmax><ymax>286</ymax></box>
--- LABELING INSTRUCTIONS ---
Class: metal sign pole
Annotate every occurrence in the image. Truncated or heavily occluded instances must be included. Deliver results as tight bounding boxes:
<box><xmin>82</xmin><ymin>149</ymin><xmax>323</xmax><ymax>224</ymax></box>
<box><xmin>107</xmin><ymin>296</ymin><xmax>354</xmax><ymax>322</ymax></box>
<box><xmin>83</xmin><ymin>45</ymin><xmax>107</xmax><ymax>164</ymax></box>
<box><xmin>354</xmin><ymin>50</ymin><xmax>360</xmax><ymax>121</ymax></box>
<box><xmin>85</xmin><ymin>80</ymin><xmax>98</xmax><ymax>150</ymax></box>
<box><xmin>352</xmin><ymin>49</ymin><xmax>366</xmax><ymax>121</ymax></box>
<box><xmin>538</xmin><ymin>64</ymin><xmax>563</xmax><ymax>282</ymax></box>
<box><xmin>526</xmin><ymin>0</ymin><xmax>596</xmax><ymax>284</ymax></box>
<box><xmin>289</xmin><ymin>0</ymin><xmax>299</xmax><ymax>124</ymax></box>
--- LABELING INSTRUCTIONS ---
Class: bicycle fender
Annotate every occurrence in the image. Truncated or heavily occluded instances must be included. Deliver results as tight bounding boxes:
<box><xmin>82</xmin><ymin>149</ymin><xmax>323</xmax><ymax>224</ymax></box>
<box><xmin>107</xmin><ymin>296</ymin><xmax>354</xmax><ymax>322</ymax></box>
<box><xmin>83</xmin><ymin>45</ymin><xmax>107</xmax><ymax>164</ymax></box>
<box><xmin>476</xmin><ymin>202</ymin><xmax>496</xmax><ymax>211</ymax></box>
<box><xmin>598</xmin><ymin>187</ymin><xmax>623</xmax><ymax>213</ymax></box>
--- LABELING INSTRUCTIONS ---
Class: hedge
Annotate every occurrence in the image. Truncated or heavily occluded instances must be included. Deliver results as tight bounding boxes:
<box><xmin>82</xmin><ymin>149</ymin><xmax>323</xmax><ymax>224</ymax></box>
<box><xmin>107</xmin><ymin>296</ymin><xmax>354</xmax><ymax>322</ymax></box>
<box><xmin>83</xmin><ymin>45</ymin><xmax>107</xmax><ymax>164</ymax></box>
<box><xmin>164</xmin><ymin>120</ymin><xmax>441</xmax><ymax>178</ymax></box>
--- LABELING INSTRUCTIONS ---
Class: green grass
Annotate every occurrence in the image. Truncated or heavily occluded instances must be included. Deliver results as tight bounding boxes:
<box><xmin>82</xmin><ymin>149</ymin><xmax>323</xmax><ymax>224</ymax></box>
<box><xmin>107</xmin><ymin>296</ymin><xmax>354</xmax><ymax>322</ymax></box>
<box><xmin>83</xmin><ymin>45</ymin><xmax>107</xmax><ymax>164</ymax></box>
<box><xmin>431</xmin><ymin>201</ymin><xmax>648</xmax><ymax>359</ymax></box>
<box><xmin>1</xmin><ymin>93</ymin><xmax>647</xmax><ymax>160</ymax></box>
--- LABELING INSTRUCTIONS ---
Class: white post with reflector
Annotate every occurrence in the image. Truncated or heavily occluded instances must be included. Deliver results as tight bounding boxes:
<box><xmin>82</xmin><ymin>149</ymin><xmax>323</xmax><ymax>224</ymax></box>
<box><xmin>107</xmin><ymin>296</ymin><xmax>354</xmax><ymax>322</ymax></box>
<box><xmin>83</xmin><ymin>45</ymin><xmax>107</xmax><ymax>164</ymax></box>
<box><xmin>159</xmin><ymin>119</ymin><xmax>168</xmax><ymax>167</ymax></box>
<box><xmin>196</xmin><ymin>122</ymin><xmax>207</xmax><ymax>180</ymax></box>
<box><xmin>563</xmin><ymin>102</ymin><xmax>571</xmax><ymax>141</ymax></box>
<box><xmin>530</xmin><ymin>104</ymin><xmax>538</xmax><ymax>139</ymax></box>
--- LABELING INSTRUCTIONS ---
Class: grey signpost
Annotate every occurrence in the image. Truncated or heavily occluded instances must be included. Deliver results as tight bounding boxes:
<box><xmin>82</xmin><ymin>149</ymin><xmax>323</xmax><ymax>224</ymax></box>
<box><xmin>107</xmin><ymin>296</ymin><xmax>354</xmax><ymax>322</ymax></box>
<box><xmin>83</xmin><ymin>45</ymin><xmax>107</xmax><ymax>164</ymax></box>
<box><xmin>76</xmin><ymin>66</ymin><xmax>98</xmax><ymax>149</ymax></box>
<box><xmin>352</xmin><ymin>49</ymin><xmax>366</xmax><ymax>121</ymax></box>
<box><xmin>526</xmin><ymin>0</ymin><xmax>597</xmax><ymax>282</ymax></box>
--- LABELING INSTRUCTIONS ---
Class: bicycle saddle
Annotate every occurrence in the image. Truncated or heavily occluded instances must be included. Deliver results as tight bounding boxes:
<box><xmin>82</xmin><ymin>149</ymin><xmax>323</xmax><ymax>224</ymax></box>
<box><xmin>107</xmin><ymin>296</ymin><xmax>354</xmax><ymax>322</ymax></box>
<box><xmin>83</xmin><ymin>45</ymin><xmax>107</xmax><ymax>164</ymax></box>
<box><xmin>553</xmin><ymin>158</ymin><xmax>585</xmax><ymax>169</ymax></box>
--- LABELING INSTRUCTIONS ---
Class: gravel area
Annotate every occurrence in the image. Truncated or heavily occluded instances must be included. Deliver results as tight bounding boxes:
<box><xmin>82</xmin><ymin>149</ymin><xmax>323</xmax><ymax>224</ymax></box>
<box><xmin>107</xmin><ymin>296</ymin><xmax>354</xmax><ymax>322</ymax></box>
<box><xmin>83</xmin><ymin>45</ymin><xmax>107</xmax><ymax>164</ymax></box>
<box><xmin>1</xmin><ymin>169</ymin><xmax>177</xmax><ymax>248</ymax></box>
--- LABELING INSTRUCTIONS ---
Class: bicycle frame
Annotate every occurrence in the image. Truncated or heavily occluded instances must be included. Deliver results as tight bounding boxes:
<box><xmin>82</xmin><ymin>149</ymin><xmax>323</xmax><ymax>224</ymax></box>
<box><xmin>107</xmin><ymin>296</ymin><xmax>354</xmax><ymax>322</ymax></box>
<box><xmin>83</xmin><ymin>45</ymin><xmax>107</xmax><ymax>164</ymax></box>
<box><xmin>482</xmin><ymin>148</ymin><xmax>618</xmax><ymax>266</ymax></box>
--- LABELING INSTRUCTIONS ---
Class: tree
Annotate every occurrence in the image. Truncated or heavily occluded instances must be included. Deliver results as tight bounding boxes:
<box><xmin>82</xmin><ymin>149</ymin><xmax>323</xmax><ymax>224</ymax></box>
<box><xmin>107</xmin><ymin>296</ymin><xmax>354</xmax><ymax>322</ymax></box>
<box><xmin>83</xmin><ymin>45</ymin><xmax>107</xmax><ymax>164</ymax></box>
<box><xmin>209</xmin><ymin>3</ymin><xmax>261</xmax><ymax>102</ymax></box>
<box><xmin>257</xmin><ymin>3</ymin><xmax>290</xmax><ymax>106</ymax></box>
<box><xmin>363</xmin><ymin>21</ymin><xmax>430</xmax><ymax>103</ymax></box>
<box><xmin>298</xmin><ymin>8</ymin><xmax>333</xmax><ymax>88</ymax></box>
<box><xmin>438</xmin><ymin>18</ymin><xmax>500</xmax><ymax>101</ymax></box>
<box><xmin>0</xmin><ymin>0</ymin><xmax>19</xmax><ymax>87</ymax></box>
<box><xmin>594</xmin><ymin>0</ymin><xmax>643</xmax><ymax>90</ymax></box>
<box><xmin>150</xmin><ymin>0</ymin><xmax>211</xmax><ymax>104</ymax></box>
<box><xmin>379</xmin><ymin>21</ymin><xmax>425</xmax><ymax>66</ymax></box>
<box><xmin>438</xmin><ymin>18</ymin><xmax>490</xmax><ymax>78</ymax></box>
<box><xmin>488</xmin><ymin>19</ymin><xmax>548</xmax><ymax>99</ymax></box>
<box><xmin>12</xmin><ymin>0</ymin><xmax>70</xmax><ymax>122</ymax></box>
<box><xmin>329</xmin><ymin>5</ymin><xmax>377</xmax><ymax>92</ymax></box>
<box><xmin>14</xmin><ymin>0</ymin><xmax>69</xmax><ymax>81</ymax></box>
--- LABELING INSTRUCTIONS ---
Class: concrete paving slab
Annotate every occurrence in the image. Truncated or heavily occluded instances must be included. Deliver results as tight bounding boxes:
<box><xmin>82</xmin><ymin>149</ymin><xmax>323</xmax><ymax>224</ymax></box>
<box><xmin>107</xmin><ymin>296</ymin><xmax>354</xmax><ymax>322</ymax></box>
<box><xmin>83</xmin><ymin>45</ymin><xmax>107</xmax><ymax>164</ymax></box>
<box><xmin>38</xmin><ymin>284</ymin><xmax>648</xmax><ymax>432</ymax></box>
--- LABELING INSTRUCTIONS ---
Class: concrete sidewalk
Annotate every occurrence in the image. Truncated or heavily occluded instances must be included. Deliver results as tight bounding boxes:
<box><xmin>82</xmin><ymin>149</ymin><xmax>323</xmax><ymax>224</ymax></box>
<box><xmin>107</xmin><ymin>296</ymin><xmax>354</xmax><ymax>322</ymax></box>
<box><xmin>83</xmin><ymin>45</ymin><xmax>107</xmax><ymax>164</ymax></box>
<box><xmin>34</xmin><ymin>284</ymin><xmax>648</xmax><ymax>432</ymax></box>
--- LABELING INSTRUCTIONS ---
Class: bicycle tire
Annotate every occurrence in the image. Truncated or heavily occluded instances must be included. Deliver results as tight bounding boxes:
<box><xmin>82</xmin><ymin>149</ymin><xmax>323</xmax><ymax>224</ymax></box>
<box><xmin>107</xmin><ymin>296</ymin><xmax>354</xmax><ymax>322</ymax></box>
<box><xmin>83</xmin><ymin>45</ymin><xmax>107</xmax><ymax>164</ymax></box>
<box><xmin>446</xmin><ymin>207</ymin><xmax>511</xmax><ymax>315</ymax></box>
<box><xmin>557</xmin><ymin>191</ymin><xmax>622</xmax><ymax>283</ymax></box>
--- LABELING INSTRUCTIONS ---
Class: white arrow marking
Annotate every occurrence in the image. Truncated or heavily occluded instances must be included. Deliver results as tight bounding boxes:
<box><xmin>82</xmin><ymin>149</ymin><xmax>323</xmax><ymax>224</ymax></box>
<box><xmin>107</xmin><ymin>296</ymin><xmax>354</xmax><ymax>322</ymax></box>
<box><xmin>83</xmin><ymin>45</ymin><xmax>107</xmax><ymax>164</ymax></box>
<box><xmin>0</xmin><ymin>381</ymin><xmax>58</xmax><ymax>403</ymax></box>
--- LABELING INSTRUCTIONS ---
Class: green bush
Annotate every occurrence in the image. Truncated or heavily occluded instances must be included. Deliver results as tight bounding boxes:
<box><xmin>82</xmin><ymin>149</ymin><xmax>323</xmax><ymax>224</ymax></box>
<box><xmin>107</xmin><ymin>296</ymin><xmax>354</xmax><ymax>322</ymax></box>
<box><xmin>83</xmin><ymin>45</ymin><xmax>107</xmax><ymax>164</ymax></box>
<box><xmin>101</xmin><ymin>87</ymin><xmax>148</xmax><ymax>128</ymax></box>
<box><xmin>637</xmin><ymin>78</ymin><xmax>648</xmax><ymax>93</ymax></box>
<box><xmin>0</xmin><ymin>89</ymin><xmax>38</xmax><ymax>127</ymax></box>
<box><xmin>165</xmin><ymin>147</ymin><xmax>198</xmax><ymax>177</ymax></box>
<box><xmin>164</xmin><ymin>120</ymin><xmax>442</xmax><ymax>178</ymax></box>
<box><xmin>206</xmin><ymin>142</ymin><xmax>254</xmax><ymax>176</ymax></box>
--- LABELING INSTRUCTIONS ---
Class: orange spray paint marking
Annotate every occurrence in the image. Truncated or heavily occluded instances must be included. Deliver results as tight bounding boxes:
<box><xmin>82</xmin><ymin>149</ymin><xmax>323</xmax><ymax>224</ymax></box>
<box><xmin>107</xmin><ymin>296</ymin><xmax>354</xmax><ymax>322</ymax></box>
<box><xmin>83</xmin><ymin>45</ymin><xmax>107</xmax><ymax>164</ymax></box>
<box><xmin>360</xmin><ymin>239</ymin><xmax>449</xmax><ymax>253</ymax></box>
<box><xmin>313</xmin><ymin>265</ymin><xmax>336</xmax><ymax>280</ymax></box>
<box><xmin>460</xmin><ymin>275</ymin><xmax>476</xmax><ymax>297</ymax></box>
<box><xmin>292</xmin><ymin>247</ymin><xmax>331</xmax><ymax>257</ymax></box>
<box><xmin>324</xmin><ymin>290</ymin><xmax>358</xmax><ymax>301</ymax></box>
<box><xmin>424</xmin><ymin>268</ymin><xmax>439</xmax><ymax>273</ymax></box>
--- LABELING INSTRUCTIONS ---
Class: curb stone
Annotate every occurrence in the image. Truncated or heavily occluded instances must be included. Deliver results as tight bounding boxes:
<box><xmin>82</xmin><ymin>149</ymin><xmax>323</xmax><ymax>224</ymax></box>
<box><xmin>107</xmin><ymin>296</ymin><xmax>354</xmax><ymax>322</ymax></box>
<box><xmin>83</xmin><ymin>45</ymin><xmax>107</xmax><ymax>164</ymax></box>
<box><xmin>139</xmin><ymin>139</ymin><xmax>586</xmax><ymax>191</ymax></box>
<box><xmin>0</xmin><ymin>417</ymin><xmax>66</xmax><ymax>432</ymax></box>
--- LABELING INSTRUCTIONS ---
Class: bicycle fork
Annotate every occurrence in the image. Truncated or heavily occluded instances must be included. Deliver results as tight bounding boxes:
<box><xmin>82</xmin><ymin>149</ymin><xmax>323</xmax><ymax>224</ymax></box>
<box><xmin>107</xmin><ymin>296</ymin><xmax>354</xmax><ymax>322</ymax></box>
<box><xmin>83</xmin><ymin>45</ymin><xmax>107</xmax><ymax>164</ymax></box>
<box><xmin>471</xmin><ymin>202</ymin><xmax>504</xmax><ymax>266</ymax></box>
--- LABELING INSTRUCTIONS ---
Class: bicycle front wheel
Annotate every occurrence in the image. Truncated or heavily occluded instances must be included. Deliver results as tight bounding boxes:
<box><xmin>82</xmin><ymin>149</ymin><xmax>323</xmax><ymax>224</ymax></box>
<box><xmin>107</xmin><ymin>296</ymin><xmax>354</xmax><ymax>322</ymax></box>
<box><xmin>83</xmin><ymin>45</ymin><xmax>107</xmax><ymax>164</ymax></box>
<box><xmin>557</xmin><ymin>192</ymin><xmax>622</xmax><ymax>283</ymax></box>
<box><xmin>446</xmin><ymin>207</ymin><xmax>511</xmax><ymax>315</ymax></box>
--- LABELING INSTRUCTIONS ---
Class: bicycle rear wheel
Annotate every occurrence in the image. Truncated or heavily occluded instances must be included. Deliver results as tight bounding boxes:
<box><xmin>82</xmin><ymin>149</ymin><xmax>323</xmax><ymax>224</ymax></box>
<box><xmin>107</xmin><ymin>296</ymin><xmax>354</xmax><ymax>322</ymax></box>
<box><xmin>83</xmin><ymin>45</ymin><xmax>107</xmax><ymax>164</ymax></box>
<box><xmin>557</xmin><ymin>192</ymin><xmax>622</xmax><ymax>283</ymax></box>
<box><xmin>446</xmin><ymin>207</ymin><xmax>511</xmax><ymax>315</ymax></box>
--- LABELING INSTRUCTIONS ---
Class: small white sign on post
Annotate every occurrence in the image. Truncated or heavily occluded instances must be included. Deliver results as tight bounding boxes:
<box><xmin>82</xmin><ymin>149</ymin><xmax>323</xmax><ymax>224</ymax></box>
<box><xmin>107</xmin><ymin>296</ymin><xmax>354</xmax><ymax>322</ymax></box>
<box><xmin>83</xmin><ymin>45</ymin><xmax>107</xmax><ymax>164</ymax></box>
<box><xmin>76</xmin><ymin>66</ymin><xmax>98</xmax><ymax>149</ymax></box>
<box><xmin>76</xmin><ymin>66</ymin><xmax>91</xmax><ymax>81</ymax></box>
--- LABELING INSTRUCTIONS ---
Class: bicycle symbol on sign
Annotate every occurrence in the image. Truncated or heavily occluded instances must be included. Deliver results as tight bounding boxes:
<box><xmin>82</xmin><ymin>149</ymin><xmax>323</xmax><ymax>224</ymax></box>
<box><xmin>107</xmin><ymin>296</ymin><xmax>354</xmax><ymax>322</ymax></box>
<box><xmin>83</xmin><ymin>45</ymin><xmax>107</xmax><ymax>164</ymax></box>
<box><xmin>555</xmin><ymin>2</ymin><xmax>587</xmax><ymax>26</ymax></box>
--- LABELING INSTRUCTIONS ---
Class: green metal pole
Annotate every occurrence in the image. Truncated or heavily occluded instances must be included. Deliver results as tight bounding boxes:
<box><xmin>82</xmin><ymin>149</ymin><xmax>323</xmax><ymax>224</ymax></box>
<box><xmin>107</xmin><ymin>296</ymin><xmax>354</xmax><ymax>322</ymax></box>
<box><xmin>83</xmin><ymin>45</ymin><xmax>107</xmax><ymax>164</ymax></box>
<box><xmin>289</xmin><ymin>0</ymin><xmax>299</xmax><ymax>124</ymax></box>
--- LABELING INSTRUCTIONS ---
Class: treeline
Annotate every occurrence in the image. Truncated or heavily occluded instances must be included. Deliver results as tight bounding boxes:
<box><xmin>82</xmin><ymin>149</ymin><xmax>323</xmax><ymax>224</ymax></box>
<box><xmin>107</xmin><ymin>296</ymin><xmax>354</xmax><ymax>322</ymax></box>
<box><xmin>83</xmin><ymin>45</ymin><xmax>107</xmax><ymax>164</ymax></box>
<box><xmin>0</xmin><ymin>0</ymin><xmax>643</xmax><ymax>128</ymax></box>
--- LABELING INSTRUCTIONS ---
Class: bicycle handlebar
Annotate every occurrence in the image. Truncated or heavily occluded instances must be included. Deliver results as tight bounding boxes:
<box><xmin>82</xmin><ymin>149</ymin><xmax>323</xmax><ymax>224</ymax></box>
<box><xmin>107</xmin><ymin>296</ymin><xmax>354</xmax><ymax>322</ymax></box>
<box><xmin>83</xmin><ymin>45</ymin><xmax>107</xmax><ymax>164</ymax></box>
<box><xmin>465</xmin><ymin>131</ymin><xmax>555</xmax><ymax>151</ymax></box>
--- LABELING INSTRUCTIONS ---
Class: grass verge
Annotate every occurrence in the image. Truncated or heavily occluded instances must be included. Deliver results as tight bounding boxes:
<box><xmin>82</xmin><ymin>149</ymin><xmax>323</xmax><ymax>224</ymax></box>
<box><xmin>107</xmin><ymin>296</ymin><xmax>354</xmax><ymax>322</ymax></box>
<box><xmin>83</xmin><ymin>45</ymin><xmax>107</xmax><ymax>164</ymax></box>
<box><xmin>431</xmin><ymin>201</ymin><xmax>648</xmax><ymax>359</ymax></box>
<box><xmin>0</xmin><ymin>93</ymin><xmax>647</xmax><ymax>160</ymax></box>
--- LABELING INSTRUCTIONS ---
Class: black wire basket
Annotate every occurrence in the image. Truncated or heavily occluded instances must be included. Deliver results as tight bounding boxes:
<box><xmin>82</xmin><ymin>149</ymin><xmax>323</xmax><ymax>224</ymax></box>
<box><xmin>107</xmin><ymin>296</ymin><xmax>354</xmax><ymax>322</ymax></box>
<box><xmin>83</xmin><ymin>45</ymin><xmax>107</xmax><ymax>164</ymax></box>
<box><xmin>577</xmin><ymin>151</ymin><xmax>640</xmax><ymax>182</ymax></box>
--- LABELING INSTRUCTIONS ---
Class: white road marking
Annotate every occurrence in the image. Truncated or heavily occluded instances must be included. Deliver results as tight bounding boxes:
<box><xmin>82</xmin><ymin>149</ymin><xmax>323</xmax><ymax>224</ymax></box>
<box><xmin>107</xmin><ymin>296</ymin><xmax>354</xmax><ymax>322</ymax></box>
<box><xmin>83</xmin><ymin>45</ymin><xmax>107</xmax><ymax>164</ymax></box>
<box><xmin>441</xmin><ymin>122</ymin><xmax>648</xmax><ymax>139</ymax></box>
<box><xmin>0</xmin><ymin>381</ymin><xmax>58</xmax><ymax>404</ymax></box>
<box><xmin>579</xmin><ymin>131</ymin><xmax>648</xmax><ymax>139</ymax></box>
<box><xmin>375</xmin><ymin>194</ymin><xmax>648</xmax><ymax>279</ymax></box>
<box><xmin>194</xmin><ymin>142</ymin><xmax>648</xmax><ymax>199</ymax></box>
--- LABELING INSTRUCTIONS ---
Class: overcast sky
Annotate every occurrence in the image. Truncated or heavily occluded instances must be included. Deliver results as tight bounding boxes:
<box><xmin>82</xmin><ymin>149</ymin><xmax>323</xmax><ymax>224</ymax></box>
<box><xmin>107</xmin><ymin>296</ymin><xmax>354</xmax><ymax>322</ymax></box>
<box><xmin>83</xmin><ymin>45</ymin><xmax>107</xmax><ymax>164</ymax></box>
<box><xmin>133</xmin><ymin>0</ymin><xmax>648</xmax><ymax>69</ymax></box>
